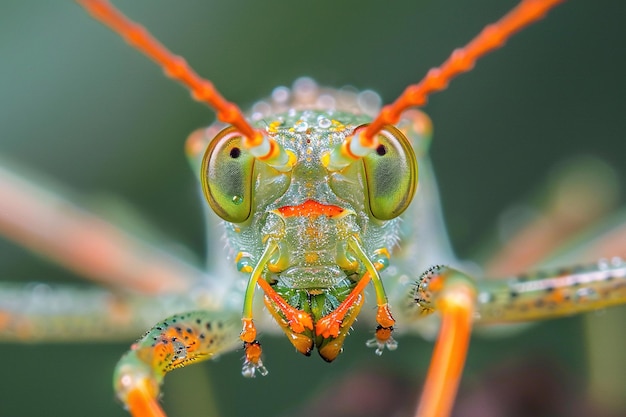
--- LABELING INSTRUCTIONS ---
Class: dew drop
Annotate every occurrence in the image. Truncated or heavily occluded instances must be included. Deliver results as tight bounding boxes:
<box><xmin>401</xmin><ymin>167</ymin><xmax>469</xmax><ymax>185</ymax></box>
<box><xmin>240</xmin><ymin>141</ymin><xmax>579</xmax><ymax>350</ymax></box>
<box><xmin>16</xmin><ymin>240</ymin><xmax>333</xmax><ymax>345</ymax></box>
<box><xmin>611</xmin><ymin>256</ymin><xmax>624</xmax><ymax>267</ymax></box>
<box><xmin>598</xmin><ymin>258</ymin><xmax>610</xmax><ymax>270</ymax></box>
<box><xmin>316</xmin><ymin>94</ymin><xmax>336</xmax><ymax>109</ymax></box>
<box><xmin>574</xmin><ymin>287</ymin><xmax>599</xmax><ymax>302</ymax></box>
<box><xmin>295</xmin><ymin>121</ymin><xmax>308</xmax><ymax>132</ymax></box>
<box><xmin>317</xmin><ymin>116</ymin><xmax>331</xmax><ymax>129</ymax></box>
<box><xmin>232</xmin><ymin>195</ymin><xmax>244</xmax><ymax>205</ymax></box>
<box><xmin>271</xmin><ymin>86</ymin><xmax>290</xmax><ymax>103</ymax></box>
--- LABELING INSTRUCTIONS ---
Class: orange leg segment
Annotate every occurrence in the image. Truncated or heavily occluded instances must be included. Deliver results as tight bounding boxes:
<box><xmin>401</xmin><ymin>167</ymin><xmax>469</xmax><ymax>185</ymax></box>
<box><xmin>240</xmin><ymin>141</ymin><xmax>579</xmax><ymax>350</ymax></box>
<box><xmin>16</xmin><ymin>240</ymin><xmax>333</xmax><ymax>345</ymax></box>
<box><xmin>315</xmin><ymin>270</ymin><xmax>397</xmax><ymax>340</ymax></box>
<box><xmin>408</xmin><ymin>266</ymin><xmax>477</xmax><ymax>417</ymax></box>
<box><xmin>240</xmin><ymin>278</ymin><xmax>313</xmax><ymax>377</ymax></box>
<box><xmin>126</xmin><ymin>386</ymin><xmax>166</xmax><ymax>417</ymax></box>
<box><xmin>316</xmin><ymin>271</ymin><xmax>373</xmax><ymax>338</ymax></box>
<box><xmin>257</xmin><ymin>278</ymin><xmax>313</xmax><ymax>333</ymax></box>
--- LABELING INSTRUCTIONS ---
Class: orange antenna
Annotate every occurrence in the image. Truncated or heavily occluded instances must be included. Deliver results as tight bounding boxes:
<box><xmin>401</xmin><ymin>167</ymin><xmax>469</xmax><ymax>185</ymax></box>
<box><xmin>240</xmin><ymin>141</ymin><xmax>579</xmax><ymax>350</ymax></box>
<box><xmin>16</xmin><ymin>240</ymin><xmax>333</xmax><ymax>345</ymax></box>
<box><xmin>76</xmin><ymin>0</ymin><xmax>294</xmax><ymax>171</ymax></box>
<box><xmin>324</xmin><ymin>0</ymin><xmax>566</xmax><ymax>171</ymax></box>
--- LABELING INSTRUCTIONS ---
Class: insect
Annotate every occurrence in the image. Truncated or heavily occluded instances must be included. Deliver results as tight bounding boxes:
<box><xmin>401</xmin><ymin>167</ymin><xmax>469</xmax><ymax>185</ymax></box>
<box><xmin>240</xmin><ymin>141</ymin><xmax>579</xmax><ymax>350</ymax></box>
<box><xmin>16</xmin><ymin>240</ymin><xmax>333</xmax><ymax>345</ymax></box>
<box><xmin>1</xmin><ymin>1</ymin><xmax>626</xmax><ymax>416</ymax></box>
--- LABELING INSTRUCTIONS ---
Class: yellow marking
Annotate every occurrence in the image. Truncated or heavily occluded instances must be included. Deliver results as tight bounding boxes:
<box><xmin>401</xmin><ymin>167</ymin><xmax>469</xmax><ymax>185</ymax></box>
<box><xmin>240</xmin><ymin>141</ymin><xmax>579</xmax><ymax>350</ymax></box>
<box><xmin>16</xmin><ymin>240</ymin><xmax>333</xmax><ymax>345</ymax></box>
<box><xmin>330</xmin><ymin>119</ymin><xmax>345</xmax><ymax>132</ymax></box>
<box><xmin>305</xmin><ymin>252</ymin><xmax>319</xmax><ymax>263</ymax></box>
<box><xmin>337</xmin><ymin>254</ymin><xmax>358</xmax><ymax>271</ymax></box>
<box><xmin>267</xmin><ymin>120</ymin><xmax>281</xmax><ymax>134</ymax></box>
<box><xmin>286</xmin><ymin>150</ymin><xmax>297</xmax><ymax>167</ymax></box>
<box><xmin>320</xmin><ymin>151</ymin><xmax>331</xmax><ymax>168</ymax></box>
<box><xmin>373</xmin><ymin>248</ymin><xmax>391</xmax><ymax>259</ymax></box>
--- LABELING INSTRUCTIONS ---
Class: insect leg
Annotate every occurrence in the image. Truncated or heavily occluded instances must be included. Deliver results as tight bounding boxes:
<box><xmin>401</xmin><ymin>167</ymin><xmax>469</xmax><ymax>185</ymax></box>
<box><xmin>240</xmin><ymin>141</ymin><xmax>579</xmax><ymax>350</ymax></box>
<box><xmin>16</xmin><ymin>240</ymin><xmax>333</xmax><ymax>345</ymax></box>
<box><xmin>114</xmin><ymin>310</ymin><xmax>240</xmax><ymax>417</ymax></box>
<box><xmin>239</xmin><ymin>239</ymin><xmax>313</xmax><ymax>376</ymax></box>
<box><xmin>0</xmin><ymin>283</ymin><xmax>196</xmax><ymax>342</ymax></box>
<box><xmin>405</xmin><ymin>258</ymin><xmax>626</xmax><ymax>417</ymax></box>
<box><xmin>0</xmin><ymin>161</ymin><xmax>202</xmax><ymax>295</ymax></box>
<box><xmin>408</xmin><ymin>267</ymin><xmax>477</xmax><ymax>417</ymax></box>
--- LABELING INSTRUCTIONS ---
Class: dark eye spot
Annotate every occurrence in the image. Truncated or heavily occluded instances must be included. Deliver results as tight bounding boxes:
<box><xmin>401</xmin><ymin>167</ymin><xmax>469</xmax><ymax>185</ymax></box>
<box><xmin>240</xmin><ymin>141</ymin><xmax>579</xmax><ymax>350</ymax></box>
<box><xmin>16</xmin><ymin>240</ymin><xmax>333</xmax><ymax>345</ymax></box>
<box><xmin>230</xmin><ymin>147</ymin><xmax>241</xmax><ymax>159</ymax></box>
<box><xmin>376</xmin><ymin>144</ymin><xmax>387</xmax><ymax>156</ymax></box>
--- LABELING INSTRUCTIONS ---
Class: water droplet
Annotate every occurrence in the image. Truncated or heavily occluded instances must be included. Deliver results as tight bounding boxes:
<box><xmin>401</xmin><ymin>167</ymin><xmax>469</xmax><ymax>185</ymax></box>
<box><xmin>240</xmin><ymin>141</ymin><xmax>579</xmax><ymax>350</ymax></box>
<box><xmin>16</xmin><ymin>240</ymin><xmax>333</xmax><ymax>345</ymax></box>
<box><xmin>271</xmin><ymin>86</ymin><xmax>290</xmax><ymax>103</ymax></box>
<box><xmin>317</xmin><ymin>116</ymin><xmax>331</xmax><ymax>128</ymax></box>
<box><xmin>316</xmin><ymin>94</ymin><xmax>336</xmax><ymax>109</ymax></box>
<box><xmin>598</xmin><ymin>258</ymin><xmax>610</xmax><ymax>270</ymax></box>
<box><xmin>574</xmin><ymin>287</ymin><xmax>599</xmax><ymax>302</ymax></box>
<box><xmin>478</xmin><ymin>292</ymin><xmax>493</xmax><ymax>304</ymax></box>
<box><xmin>251</xmin><ymin>101</ymin><xmax>271</xmax><ymax>118</ymax></box>
<box><xmin>293</xmin><ymin>77</ymin><xmax>318</xmax><ymax>95</ymax></box>
<box><xmin>357</xmin><ymin>89</ymin><xmax>382</xmax><ymax>115</ymax></box>
<box><xmin>232</xmin><ymin>195</ymin><xmax>244</xmax><ymax>205</ymax></box>
<box><xmin>295</xmin><ymin>121</ymin><xmax>308</xmax><ymax>132</ymax></box>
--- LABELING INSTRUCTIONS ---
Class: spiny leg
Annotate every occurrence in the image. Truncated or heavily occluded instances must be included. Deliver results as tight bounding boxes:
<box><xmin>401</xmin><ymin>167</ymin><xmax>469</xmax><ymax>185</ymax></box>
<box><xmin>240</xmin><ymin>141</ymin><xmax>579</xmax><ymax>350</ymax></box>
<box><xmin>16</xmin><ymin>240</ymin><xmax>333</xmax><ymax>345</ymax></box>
<box><xmin>0</xmin><ymin>283</ymin><xmax>196</xmax><ymax>342</ymax></box>
<box><xmin>406</xmin><ymin>266</ymin><xmax>477</xmax><ymax>417</ymax></box>
<box><xmin>406</xmin><ymin>259</ymin><xmax>626</xmax><ymax>417</ymax></box>
<box><xmin>114</xmin><ymin>311</ymin><xmax>240</xmax><ymax>417</ymax></box>
<box><xmin>475</xmin><ymin>158</ymin><xmax>625</xmax><ymax>411</ymax></box>
<box><xmin>0</xmin><ymin>161</ymin><xmax>201</xmax><ymax>295</ymax></box>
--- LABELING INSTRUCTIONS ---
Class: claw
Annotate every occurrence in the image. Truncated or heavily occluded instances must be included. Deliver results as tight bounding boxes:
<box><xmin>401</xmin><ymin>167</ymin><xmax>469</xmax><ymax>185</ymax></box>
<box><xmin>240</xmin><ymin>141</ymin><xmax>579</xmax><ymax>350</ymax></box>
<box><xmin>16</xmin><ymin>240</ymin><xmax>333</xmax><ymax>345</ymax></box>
<box><xmin>242</xmin><ymin>340</ymin><xmax>269</xmax><ymax>378</ymax></box>
<box><xmin>242</xmin><ymin>358</ymin><xmax>269</xmax><ymax>378</ymax></box>
<box><xmin>365</xmin><ymin>325</ymin><xmax>398</xmax><ymax>356</ymax></box>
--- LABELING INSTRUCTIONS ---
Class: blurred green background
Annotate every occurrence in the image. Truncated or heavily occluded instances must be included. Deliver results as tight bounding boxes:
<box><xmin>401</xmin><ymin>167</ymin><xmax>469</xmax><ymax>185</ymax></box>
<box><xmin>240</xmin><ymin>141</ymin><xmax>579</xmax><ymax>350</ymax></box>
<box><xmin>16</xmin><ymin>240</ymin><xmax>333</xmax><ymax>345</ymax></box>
<box><xmin>1</xmin><ymin>0</ymin><xmax>625</xmax><ymax>416</ymax></box>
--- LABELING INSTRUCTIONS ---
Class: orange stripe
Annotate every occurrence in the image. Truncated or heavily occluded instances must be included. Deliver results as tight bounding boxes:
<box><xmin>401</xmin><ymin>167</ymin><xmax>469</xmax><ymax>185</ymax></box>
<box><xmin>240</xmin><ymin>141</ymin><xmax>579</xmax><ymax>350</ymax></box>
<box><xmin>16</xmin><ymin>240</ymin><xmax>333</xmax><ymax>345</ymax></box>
<box><xmin>277</xmin><ymin>200</ymin><xmax>344</xmax><ymax>218</ymax></box>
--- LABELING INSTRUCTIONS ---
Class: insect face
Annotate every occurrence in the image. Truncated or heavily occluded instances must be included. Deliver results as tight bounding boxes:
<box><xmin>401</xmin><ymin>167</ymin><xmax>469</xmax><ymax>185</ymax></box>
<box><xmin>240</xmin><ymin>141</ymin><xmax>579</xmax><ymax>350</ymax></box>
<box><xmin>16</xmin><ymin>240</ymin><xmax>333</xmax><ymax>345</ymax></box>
<box><xmin>200</xmin><ymin>83</ymin><xmax>418</xmax><ymax>361</ymax></box>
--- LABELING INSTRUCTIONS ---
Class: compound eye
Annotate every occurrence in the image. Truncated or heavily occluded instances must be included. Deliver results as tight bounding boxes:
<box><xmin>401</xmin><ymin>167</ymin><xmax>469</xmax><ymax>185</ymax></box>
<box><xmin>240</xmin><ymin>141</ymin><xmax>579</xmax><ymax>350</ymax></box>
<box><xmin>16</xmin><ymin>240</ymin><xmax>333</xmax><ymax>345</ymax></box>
<box><xmin>362</xmin><ymin>125</ymin><xmax>418</xmax><ymax>220</ymax></box>
<box><xmin>201</xmin><ymin>127</ymin><xmax>254</xmax><ymax>223</ymax></box>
